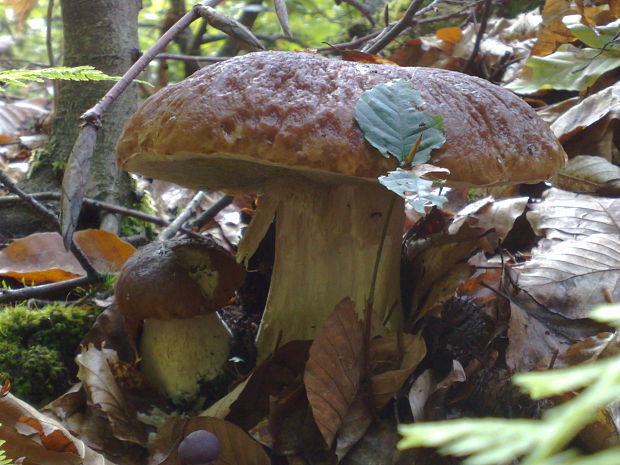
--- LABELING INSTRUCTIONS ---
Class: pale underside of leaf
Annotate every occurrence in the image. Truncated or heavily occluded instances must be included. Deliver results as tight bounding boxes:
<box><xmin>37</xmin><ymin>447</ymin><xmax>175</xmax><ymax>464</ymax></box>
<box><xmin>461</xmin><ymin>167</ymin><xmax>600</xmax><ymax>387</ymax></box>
<box><xmin>527</xmin><ymin>188</ymin><xmax>620</xmax><ymax>241</ymax></box>
<box><xmin>516</xmin><ymin>234</ymin><xmax>620</xmax><ymax>318</ymax></box>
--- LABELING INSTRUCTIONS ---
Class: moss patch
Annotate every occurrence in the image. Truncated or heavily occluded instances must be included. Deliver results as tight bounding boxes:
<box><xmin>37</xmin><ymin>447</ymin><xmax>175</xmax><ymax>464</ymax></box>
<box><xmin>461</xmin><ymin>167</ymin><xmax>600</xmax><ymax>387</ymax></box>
<box><xmin>0</xmin><ymin>303</ymin><xmax>100</xmax><ymax>406</ymax></box>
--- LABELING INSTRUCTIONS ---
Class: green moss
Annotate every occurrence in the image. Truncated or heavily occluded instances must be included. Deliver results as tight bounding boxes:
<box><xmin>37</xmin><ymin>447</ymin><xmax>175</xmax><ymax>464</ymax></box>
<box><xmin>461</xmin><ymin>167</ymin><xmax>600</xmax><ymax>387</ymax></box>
<box><xmin>120</xmin><ymin>188</ymin><xmax>157</xmax><ymax>239</ymax></box>
<box><xmin>0</xmin><ymin>303</ymin><xmax>100</xmax><ymax>406</ymax></box>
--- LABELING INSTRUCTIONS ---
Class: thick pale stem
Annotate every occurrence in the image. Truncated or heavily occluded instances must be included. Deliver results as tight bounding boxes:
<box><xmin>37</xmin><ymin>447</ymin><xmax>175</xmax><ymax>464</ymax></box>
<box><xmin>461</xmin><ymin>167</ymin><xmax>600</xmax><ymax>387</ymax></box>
<box><xmin>246</xmin><ymin>178</ymin><xmax>404</xmax><ymax>359</ymax></box>
<box><xmin>140</xmin><ymin>312</ymin><xmax>231</xmax><ymax>404</ymax></box>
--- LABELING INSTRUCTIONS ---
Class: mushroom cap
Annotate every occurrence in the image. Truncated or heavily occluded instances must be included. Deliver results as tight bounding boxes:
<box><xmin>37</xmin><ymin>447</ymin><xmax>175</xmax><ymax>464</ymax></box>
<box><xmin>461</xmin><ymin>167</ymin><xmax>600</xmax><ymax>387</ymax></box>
<box><xmin>117</xmin><ymin>51</ymin><xmax>566</xmax><ymax>188</ymax></box>
<box><xmin>115</xmin><ymin>238</ymin><xmax>245</xmax><ymax>320</ymax></box>
<box><xmin>178</xmin><ymin>430</ymin><xmax>221</xmax><ymax>465</ymax></box>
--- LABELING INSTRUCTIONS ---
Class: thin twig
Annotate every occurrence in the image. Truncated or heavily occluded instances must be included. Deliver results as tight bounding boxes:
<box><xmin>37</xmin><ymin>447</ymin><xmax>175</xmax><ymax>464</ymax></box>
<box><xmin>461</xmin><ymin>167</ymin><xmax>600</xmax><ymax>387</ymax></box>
<box><xmin>363</xmin><ymin>0</ymin><xmax>426</xmax><ymax>54</ymax></box>
<box><xmin>188</xmin><ymin>194</ymin><xmax>234</xmax><ymax>230</ymax></box>
<box><xmin>154</xmin><ymin>53</ymin><xmax>227</xmax><ymax>62</ymax></box>
<box><xmin>81</xmin><ymin>0</ymin><xmax>220</xmax><ymax>124</ymax></box>
<box><xmin>0</xmin><ymin>192</ymin><xmax>205</xmax><ymax>239</ymax></box>
<box><xmin>0</xmin><ymin>171</ymin><xmax>98</xmax><ymax>277</ymax></box>
<box><xmin>0</xmin><ymin>275</ymin><xmax>97</xmax><ymax>305</ymax></box>
<box><xmin>338</xmin><ymin>0</ymin><xmax>375</xmax><ymax>26</ymax></box>
<box><xmin>159</xmin><ymin>191</ymin><xmax>207</xmax><ymax>240</ymax></box>
<box><xmin>462</xmin><ymin>0</ymin><xmax>492</xmax><ymax>74</ymax></box>
<box><xmin>0</xmin><ymin>171</ymin><xmax>58</xmax><ymax>227</ymax></box>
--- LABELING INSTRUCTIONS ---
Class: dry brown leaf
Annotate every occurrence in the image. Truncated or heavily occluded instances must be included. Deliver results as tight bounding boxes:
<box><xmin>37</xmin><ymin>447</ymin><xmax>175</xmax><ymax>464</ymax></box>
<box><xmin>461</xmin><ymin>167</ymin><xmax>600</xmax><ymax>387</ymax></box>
<box><xmin>76</xmin><ymin>344</ymin><xmax>147</xmax><ymax>446</ymax></box>
<box><xmin>551</xmin><ymin>83</ymin><xmax>620</xmax><ymax>142</ymax></box>
<box><xmin>0</xmin><ymin>100</ymin><xmax>48</xmax><ymax>144</ymax></box>
<box><xmin>0</xmin><ymin>393</ymin><xmax>116</xmax><ymax>465</ymax></box>
<box><xmin>553</xmin><ymin>155</ymin><xmax>620</xmax><ymax>193</ymax></box>
<box><xmin>449</xmin><ymin>196</ymin><xmax>529</xmax><ymax>241</ymax></box>
<box><xmin>4</xmin><ymin>0</ymin><xmax>38</xmax><ymax>26</ymax></box>
<box><xmin>531</xmin><ymin>0</ymin><xmax>578</xmax><ymax>56</ymax></box>
<box><xmin>341</xmin><ymin>50</ymin><xmax>399</xmax><ymax>65</ymax></box>
<box><xmin>304</xmin><ymin>298</ymin><xmax>363</xmax><ymax>447</ymax></box>
<box><xmin>516</xmin><ymin>234</ymin><xmax>620</xmax><ymax>318</ymax></box>
<box><xmin>527</xmin><ymin>188</ymin><xmax>620</xmax><ymax>240</ymax></box>
<box><xmin>227</xmin><ymin>340</ymin><xmax>311</xmax><ymax>430</ymax></box>
<box><xmin>340</xmin><ymin>420</ymin><xmax>400</xmax><ymax>465</ymax></box>
<box><xmin>159</xmin><ymin>416</ymin><xmax>270</xmax><ymax>465</ymax></box>
<box><xmin>369</xmin><ymin>333</ymin><xmax>426</xmax><ymax>407</ymax></box>
<box><xmin>0</xmin><ymin>229</ymin><xmax>136</xmax><ymax>284</ymax></box>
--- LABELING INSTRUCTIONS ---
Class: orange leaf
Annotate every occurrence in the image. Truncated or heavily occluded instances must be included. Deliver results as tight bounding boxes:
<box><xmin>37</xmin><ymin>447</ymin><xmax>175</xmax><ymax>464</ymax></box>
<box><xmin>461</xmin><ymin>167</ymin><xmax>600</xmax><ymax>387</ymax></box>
<box><xmin>435</xmin><ymin>27</ymin><xmax>462</xmax><ymax>44</ymax></box>
<box><xmin>0</xmin><ymin>229</ymin><xmax>135</xmax><ymax>284</ymax></box>
<box><xmin>18</xmin><ymin>415</ymin><xmax>79</xmax><ymax>454</ymax></box>
<box><xmin>341</xmin><ymin>50</ymin><xmax>399</xmax><ymax>65</ymax></box>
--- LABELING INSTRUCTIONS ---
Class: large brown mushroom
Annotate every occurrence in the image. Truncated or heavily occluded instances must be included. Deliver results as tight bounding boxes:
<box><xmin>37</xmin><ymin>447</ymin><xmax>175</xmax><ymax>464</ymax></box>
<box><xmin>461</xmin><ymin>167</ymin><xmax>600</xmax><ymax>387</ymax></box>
<box><xmin>115</xmin><ymin>238</ymin><xmax>245</xmax><ymax>403</ymax></box>
<box><xmin>117</xmin><ymin>51</ymin><xmax>566</xmax><ymax>359</ymax></box>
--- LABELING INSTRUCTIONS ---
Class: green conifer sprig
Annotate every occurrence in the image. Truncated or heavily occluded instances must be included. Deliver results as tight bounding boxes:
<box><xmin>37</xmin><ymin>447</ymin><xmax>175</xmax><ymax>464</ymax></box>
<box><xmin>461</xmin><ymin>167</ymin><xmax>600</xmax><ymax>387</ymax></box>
<box><xmin>0</xmin><ymin>65</ymin><xmax>121</xmax><ymax>88</ymax></box>
<box><xmin>398</xmin><ymin>303</ymin><xmax>620</xmax><ymax>465</ymax></box>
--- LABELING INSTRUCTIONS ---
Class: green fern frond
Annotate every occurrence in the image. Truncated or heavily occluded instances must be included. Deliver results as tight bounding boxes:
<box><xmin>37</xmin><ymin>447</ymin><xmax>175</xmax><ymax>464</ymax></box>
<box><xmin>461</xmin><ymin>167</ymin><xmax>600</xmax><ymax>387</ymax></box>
<box><xmin>0</xmin><ymin>437</ymin><xmax>13</xmax><ymax>465</ymax></box>
<box><xmin>0</xmin><ymin>66</ymin><xmax>120</xmax><ymax>88</ymax></box>
<box><xmin>398</xmin><ymin>303</ymin><xmax>620</xmax><ymax>465</ymax></box>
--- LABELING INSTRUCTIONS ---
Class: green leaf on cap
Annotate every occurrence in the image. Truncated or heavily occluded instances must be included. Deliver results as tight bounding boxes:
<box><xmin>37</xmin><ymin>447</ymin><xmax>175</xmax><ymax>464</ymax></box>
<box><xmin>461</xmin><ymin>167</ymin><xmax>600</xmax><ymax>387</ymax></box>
<box><xmin>378</xmin><ymin>168</ymin><xmax>447</xmax><ymax>213</ymax></box>
<box><xmin>355</xmin><ymin>79</ymin><xmax>445</xmax><ymax>166</ymax></box>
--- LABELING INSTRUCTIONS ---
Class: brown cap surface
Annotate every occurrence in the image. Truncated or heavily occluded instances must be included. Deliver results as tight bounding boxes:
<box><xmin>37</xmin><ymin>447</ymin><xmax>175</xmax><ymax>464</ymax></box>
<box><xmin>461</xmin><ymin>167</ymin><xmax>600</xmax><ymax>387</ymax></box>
<box><xmin>117</xmin><ymin>51</ymin><xmax>566</xmax><ymax>188</ymax></box>
<box><xmin>115</xmin><ymin>238</ymin><xmax>245</xmax><ymax>320</ymax></box>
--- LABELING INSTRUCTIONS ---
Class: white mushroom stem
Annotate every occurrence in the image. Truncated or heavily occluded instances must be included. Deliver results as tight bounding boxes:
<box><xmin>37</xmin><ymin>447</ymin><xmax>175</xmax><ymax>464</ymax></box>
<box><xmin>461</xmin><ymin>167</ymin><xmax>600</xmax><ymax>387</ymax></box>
<box><xmin>239</xmin><ymin>177</ymin><xmax>405</xmax><ymax>359</ymax></box>
<box><xmin>139</xmin><ymin>312</ymin><xmax>231</xmax><ymax>404</ymax></box>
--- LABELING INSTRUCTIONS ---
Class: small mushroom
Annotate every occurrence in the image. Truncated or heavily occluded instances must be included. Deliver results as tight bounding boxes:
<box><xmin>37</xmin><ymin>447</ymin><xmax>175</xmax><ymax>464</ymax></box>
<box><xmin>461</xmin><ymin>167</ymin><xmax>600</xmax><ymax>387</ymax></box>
<box><xmin>117</xmin><ymin>51</ymin><xmax>566</xmax><ymax>359</ymax></box>
<box><xmin>115</xmin><ymin>238</ymin><xmax>245</xmax><ymax>404</ymax></box>
<box><xmin>178</xmin><ymin>430</ymin><xmax>221</xmax><ymax>465</ymax></box>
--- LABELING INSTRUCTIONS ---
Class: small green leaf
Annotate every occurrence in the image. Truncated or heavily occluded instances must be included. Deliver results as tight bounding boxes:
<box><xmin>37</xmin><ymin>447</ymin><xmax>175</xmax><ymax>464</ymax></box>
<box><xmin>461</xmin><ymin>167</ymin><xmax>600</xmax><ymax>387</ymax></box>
<box><xmin>378</xmin><ymin>168</ymin><xmax>447</xmax><ymax>213</ymax></box>
<box><xmin>355</xmin><ymin>80</ymin><xmax>446</xmax><ymax>166</ymax></box>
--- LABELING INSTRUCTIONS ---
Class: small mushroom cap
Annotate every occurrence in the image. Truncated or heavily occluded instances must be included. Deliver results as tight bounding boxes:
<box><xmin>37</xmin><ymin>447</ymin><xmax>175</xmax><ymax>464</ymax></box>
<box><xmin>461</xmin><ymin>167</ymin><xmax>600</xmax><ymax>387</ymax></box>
<box><xmin>117</xmin><ymin>51</ymin><xmax>566</xmax><ymax>189</ymax></box>
<box><xmin>178</xmin><ymin>430</ymin><xmax>221</xmax><ymax>465</ymax></box>
<box><xmin>115</xmin><ymin>238</ymin><xmax>245</xmax><ymax>320</ymax></box>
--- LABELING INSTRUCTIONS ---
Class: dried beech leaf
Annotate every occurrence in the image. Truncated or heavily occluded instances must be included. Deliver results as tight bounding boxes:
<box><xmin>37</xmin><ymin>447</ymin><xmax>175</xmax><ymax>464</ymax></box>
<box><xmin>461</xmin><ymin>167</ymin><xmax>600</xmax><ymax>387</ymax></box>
<box><xmin>61</xmin><ymin>125</ymin><xmax>98</xmax><ymax>249</ymax></box>
<box><xmin>531</xmin><ymin>0</ymin><xmax>578</xmax><ymax>56</ymax></box>
<box><xmin>0</xmin><ymin>393</ymin><xmax>116</xmax><ymax>465</ymax></box>
<box><xmin>369</xmin><ymin>333</ymin><xmax>426</xmax><ymax>407</ymax></box>
<box><xmin>553</xmin><ymin>155</ymin><xmax>620</xmax><ymax>193</ymax></box>
<box><xmin>274</xmin><ymin>0</ymin><xmax>292</xmax><ymax>37</ymax></box>
<box><xmin>227</xmin><ymin>340</ymin><xmax>311</xmax><ymax>430</ymax></box>
<box><xmin>527</xmin><ymin>188</ymin><xmax>620</xmax><ymax>240</ymax></box>
<box><xmin>304</xmin><ymin>298</ymin><xmax>364</xmax><ymax>447</ymax></box>
<box><xmin>341</xmin><ymin>51</ymin><xmax>399</xmax><ymax>65</ymax></box>
<box><xmin>159</xmin><ymin>416</ymin><xmax>270</xmax><ymax>465</ymax></box>
<box><xmin>551</xmin><ymin>83</ymin><xmax>620</xmax><ymax>143</ymax></box>
<box><xmin>0</xmin><ymin>100</ymin><xmax>48</xmax><ymax>143</ymax></box>
<box><xmin>449</xmin><ymin>196</ymin><xmax>528</xmax><ymax>240</ymax></box>
<box><xmin>76</xmin><ymin>344</ymin><xmax>147</xmax><ymax>446</ymax></box>
<box><xmin>197</xmin><ymin>6</ymin><xmax>265</xmax><ymax>51</ymax></box>
<box><xmin>516</xmin><ymin>234</ymin><xmax>620</xmax><ymax>318</ymax></box>
<box><xmin>0</xmin><ymin>229</ymin><xmax>135</xmax><ymax>284</ymax></box>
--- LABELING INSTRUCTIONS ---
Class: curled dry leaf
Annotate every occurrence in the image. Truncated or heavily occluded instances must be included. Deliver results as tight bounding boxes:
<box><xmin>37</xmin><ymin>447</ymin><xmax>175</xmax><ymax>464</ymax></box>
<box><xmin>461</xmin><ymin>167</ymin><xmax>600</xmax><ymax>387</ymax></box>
<box><xmin>0</xmin><ymin>229</ymin><xmax>136</xmax><ymax>284</ymax></box>
<box><xmin>527</xmin><ymin>188</ymin><xmax>620</xmax><ymax>240</ymax></box>
<box><xmin>304</xmin><ymin>298</ymin><xmax>363</xmax><ymax>447</ymax></box>
<box><xmin>553</xmin><ymin>155</ymin><xmax>620</xmax><ymax>193</ymax></box>
<box><xmin>369</xmin><ymin>333</ymin><xmax>426</xmax><ymax>407</ymax></box>
<box><xmin>448</xmin><ymin>196</ymin><xmax>529</xmax><ymax>241</ymax></box>
<box><xmin>274</xmin><ymin>0</ymin><xmax>292</xmax><ymax>38</ymax></box>
<box><xmin>551</xmin><ymin>83</ymin><xmax>620</xmax><ymax>143</ymax></box>
<box><xmin>516</xmin><ymin>234</ymin><xmax>620</xmax><ymax>319</ymax></box>
<box><xmin>158</xmin><ymin>416</ymin><xmax>270</xmax><ymax>465</ymax></box>
<box><xmin>76</xmin><ymin>344</ymin><xmax>147</xmax><ymax>446</ymax></box>
<box><xmin>0</xmin><ymin>393</ymin><xmax>116</xmax><ymax>465</ymax></box>
<box><xmin>61</xmin><ymin>124</ymin><xmax>98</xmax><ymax>249</ymax></box>
<box><xmin>196</xmin><ymin>6</ymin><xmax>265</xmax><ymax>52</ymax></box>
